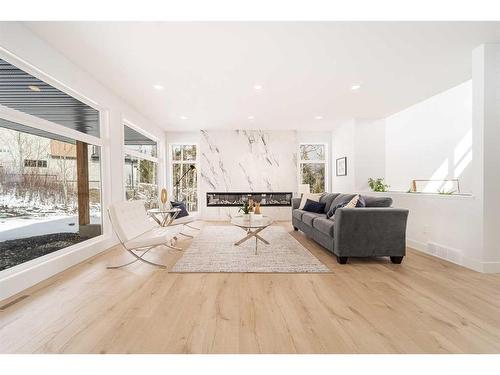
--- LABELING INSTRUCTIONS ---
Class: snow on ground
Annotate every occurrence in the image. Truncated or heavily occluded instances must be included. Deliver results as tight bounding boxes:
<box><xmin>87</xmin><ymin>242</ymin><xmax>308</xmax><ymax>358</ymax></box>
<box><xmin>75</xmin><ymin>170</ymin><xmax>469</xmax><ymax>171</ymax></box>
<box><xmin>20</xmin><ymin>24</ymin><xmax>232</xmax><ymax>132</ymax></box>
<box><xmin>0</xmin><ymin>215</ymin><xmax>101</xmax><ymax>241</ymax></box>
<box><xmin>0</xmin><ymin>214</ymin><xmax>73</xmax><ymax>232</ymax></box>
<box><xmin>0</xmin><ymin>191</ymin><xmax>102</xmax><ymax>241</ymax></box>
<box><xmin>0</xmin><ymin>192</ymin><xmax>101</xmax><ymax>218</ymax></box>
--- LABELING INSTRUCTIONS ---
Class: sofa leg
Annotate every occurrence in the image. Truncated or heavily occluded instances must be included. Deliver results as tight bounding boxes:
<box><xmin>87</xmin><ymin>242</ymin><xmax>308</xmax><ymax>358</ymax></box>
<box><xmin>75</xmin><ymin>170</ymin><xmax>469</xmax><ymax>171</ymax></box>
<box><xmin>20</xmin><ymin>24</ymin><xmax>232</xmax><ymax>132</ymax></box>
<box><xmin>336</xmin><ymin>256</ymin><xmax>348</xmax><ymax>264</ymax></box>
<box><xmin>293</xmin><ymin>226</ymin><xmax>298</xmax><ymax>231</ymax></box>
<box><xmin>390</xmin><ymin>256</ymin><xmax>404</xmax><ymax>264</ymax></box>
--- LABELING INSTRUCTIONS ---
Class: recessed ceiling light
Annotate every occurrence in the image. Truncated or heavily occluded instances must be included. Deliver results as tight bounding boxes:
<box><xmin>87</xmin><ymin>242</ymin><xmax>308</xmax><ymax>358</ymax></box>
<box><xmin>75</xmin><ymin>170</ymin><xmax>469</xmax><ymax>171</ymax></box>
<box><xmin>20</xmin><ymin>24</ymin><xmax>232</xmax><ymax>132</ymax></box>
<box><xmin>314</xmin><ymin>115</ymin><xmax>323</xmax><ymax>120</ymax></box>
<box><xmin>351</xmin><ymin>84</ymin><xmax>361</xmax><ymax>90</ymax></box>
<box><xmin>28</xmin><ymin>85</ymin><xmax>40</xmax><ymax>92</ymax></box>
<box><xmin>253</xmin><ymin>84</ymin><xmax>263</xmax><ymax>90</ymax></box>
<box><xmin>180</xmin><ymin>115</ymin><xmax>188</xmax><ymax>120</ymax></box>
<box><xmin>153</xmin><ymin>84</ymin><xmax>164</xmax><ymax>90</ymax></box>
<box><xmin>248</xmin><ymin>116</ymin><xmax>255</xmax><ymax>120</ymax></box>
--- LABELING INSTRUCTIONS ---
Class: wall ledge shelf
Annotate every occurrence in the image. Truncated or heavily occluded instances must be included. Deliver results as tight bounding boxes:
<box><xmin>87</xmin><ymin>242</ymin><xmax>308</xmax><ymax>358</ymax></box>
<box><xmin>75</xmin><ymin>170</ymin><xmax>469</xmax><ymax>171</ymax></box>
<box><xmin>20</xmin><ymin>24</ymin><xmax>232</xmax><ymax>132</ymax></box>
<box><xmin>359</xmin><ymin>191</ymin><xmax>476</xmax><ymax>201</ymax></box>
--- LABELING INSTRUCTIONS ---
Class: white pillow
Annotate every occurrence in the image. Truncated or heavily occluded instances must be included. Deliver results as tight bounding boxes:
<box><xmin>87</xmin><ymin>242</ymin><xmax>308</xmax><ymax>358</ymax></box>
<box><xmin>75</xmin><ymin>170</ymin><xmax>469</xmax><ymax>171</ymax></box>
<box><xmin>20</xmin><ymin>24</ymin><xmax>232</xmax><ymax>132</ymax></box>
<box><xmin>299</xmin><ymin>193</ymin><xmax>323</xmax><ymax>210</ymax></box>
<box><xmin>345</xmin><ymin>194</ymin><xmax>360</xmax><ymax>208</ymax></box>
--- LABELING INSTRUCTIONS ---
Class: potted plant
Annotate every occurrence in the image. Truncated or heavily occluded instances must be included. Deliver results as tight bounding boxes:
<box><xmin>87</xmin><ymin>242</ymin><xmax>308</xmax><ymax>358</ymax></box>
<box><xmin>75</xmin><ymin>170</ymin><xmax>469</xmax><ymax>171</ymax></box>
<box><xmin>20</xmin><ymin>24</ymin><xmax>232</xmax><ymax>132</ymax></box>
<box><xmin>239</xmin><ymin>201</ymin><xmax>251</xmax><ymax>219</ymax></box>
<box><xmin>368</xmin><ymin>178</ymin><xmax>390</xmax><ymax>192</ymax></box>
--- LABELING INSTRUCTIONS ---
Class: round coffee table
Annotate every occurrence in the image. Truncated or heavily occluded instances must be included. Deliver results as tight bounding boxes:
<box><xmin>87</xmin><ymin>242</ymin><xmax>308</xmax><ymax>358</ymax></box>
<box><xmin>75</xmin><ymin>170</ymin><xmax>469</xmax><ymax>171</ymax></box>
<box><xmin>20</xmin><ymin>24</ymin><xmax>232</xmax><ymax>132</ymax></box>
<box><xmin>230</xmin><ymin>215</ymin><xmax>273</xmax><ymax>254</ymax></box>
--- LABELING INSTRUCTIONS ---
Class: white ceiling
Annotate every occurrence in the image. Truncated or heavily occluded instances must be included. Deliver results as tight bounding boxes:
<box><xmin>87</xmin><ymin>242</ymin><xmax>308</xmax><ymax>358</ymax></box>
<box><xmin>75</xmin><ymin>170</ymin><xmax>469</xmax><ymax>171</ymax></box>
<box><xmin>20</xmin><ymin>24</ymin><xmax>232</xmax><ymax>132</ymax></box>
<box><xmin>25</xmin><ymin>22</ymin><xmax>500</xmax><ymax>131</ymax></box>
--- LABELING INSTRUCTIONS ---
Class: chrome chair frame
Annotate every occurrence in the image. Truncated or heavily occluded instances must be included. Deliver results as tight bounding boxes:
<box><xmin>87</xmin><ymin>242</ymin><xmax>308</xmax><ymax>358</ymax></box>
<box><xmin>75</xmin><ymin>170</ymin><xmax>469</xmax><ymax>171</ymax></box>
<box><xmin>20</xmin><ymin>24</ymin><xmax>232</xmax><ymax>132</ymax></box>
<box><xmin>107</xmin><ymin>208</ymin><xmax>182</xmax><ymax>269</ymax></box>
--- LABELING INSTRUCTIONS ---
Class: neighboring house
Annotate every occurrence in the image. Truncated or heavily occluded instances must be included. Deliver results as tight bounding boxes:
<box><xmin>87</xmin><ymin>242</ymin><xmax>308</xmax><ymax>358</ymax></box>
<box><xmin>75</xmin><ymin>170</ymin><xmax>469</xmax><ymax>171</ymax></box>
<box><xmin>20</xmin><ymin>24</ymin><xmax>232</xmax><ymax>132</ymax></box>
<box><xmin>0</xmin><ymin>127</ymin><xmax>101</xmax><ymax>196</ymax></box>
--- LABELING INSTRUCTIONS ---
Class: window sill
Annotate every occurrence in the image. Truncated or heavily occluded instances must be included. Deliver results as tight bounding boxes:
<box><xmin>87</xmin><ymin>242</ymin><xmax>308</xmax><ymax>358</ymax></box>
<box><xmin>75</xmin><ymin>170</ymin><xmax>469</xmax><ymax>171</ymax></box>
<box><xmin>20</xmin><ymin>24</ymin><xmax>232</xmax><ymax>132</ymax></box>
<box><xmin>361</xmin><ymin>191</ymin><xmax>476</xmax><ymax>201</ymax></box>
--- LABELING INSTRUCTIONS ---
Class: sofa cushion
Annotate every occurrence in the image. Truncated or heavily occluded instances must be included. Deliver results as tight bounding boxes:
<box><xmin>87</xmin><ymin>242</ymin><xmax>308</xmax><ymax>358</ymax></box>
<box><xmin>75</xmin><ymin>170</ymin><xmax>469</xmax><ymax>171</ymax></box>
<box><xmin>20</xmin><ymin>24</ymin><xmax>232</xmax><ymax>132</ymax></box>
<box><xmin>303</xmin><ymin>199</ymin><xmax>326</xmax><ymax>213</ymax></box>
<box><xmin>319</xmin><ymin>193</ymin><xmax>340</xmax><ymax>213</ymax></box>
<box><xmin>345</xmin><ymin>194</ymin><xmax>360</xmax><ymax>208</ymax></box>
<box><xmin>313</xmin><ymin>217</ymin><xmax>335</xmax><ymax>236</ymax></box>
<box><xmin>298</xmin><ymin>193</ymin><xmax>323</xmax><ymax>209</ymax></box>
<box><xmin>357</xmin><ymin>195</ymin><xmax>366</xmax><ymax>207</ymax></box>
<box><xmin>302</xmin><ymin>212</ymin><xmax>325</xmax><ymax>226</ymax></box>
<box><xmin>326</xmin><ymin>194</ymin><xmax>356</xmax><ymax>218</ymax></box>
<box><xmin>345</xmin><ymin>194</ymin><xmax>366</xmax><ymax>208</ymax></box>
<box><xmin>361</xmin><ymin>195</ymin><xmax>393</xmax><ymax>207</ymax></box>
<box><xmin>292</xmin><ymin>209</ymin><xmax>306</xmax><ymax>221</ymax></box>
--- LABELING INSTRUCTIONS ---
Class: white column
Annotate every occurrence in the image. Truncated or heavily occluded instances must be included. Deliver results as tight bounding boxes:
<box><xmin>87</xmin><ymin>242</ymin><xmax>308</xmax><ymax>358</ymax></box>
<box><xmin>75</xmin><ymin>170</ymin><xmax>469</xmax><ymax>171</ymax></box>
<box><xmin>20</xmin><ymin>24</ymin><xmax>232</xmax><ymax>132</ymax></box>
<box><xmin>472</xmin><ymin>44</ymin><xmax>500</xmax><ymax>271</ymax></box>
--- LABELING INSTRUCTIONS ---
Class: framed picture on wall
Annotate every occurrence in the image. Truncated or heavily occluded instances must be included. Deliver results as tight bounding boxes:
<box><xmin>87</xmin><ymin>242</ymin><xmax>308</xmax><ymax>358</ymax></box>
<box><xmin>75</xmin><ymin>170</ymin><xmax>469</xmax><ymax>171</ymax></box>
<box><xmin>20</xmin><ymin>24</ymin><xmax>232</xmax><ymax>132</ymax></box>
<box><xmin>336</xmin><ymin>157</ymin><xmax>347</xmax><ymax>176</ymax></box>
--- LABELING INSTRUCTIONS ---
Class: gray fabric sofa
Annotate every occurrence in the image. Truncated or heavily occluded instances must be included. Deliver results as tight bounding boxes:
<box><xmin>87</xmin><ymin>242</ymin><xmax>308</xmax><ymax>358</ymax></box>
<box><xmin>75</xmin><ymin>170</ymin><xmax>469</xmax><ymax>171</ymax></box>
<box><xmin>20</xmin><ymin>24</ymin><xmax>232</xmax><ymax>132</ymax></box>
<box><xmin>292</xmin><ymin>193</ymin><xmax>409</xmax><ymax>264</ymax></box>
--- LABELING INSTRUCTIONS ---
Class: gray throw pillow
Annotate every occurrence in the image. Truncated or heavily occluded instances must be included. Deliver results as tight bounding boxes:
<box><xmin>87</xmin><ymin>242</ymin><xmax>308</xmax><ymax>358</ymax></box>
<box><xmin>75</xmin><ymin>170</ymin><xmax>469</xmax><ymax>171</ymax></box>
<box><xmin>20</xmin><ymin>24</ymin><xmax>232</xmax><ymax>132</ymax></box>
<box><xmin>361</xmin><ymin>195</ymin><xmax>393</xmax><ymax>207</ymax></box>
<box><xmin>326</xmin><ymin>193</ymin><xmax>356</xmax><ymax>218</ymax></box>
<box><xmin>319</xmin><ymin>193</ymin><xmax>340</xmax><ymax>213</ymax></box>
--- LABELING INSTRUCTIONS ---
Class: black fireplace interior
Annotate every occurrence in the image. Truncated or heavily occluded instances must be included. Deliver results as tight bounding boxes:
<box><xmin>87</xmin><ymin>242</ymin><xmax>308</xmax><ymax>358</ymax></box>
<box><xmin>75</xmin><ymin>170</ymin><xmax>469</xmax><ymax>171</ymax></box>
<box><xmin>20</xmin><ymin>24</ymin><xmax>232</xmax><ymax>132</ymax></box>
<box><xmin>206</xmin><ymin>192</ymin><xmax>292</xmax><ymax>207</ymax></box>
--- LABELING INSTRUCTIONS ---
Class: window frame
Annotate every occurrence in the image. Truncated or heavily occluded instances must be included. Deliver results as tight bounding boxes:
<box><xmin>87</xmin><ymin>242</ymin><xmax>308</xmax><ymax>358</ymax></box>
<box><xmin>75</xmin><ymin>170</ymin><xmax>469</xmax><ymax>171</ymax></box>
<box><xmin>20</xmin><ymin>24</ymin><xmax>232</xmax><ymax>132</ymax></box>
<box><xmin>0</xmin><ymin>46</ymin><xmax>117</xmax><ymax>305</ymax></box>
<box><xmin>0</xmin><ymin>85</ymin><xmax>109</xmax><ymax>280</ymax></box>
<box><xmin>122</xmin><ymin>119</ymin><xmax>161</xmax><ymax>205</ymax></box>
<box><xmin>168</xmin><ymin>142</ymin><xmax>200</xmax><ymax>212</ymax></box>
<box><xmin>297</xmin><ymin>142</ymin><xmax>329</xmax><ymax>193</ymax></box>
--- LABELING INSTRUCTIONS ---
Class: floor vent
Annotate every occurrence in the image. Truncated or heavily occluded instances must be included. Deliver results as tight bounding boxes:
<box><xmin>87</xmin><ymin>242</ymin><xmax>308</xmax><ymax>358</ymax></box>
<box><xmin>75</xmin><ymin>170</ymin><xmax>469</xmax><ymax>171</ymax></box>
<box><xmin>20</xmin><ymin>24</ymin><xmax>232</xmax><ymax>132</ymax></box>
<box><xmin>0</xmin><ymin>295</ymin><xmax>29</xmax><ymax>311</ymax></box>
<box><xmin>427</xmin><ymin>242</ymin><xmax>462</xmax><ymax>263</ymax></box>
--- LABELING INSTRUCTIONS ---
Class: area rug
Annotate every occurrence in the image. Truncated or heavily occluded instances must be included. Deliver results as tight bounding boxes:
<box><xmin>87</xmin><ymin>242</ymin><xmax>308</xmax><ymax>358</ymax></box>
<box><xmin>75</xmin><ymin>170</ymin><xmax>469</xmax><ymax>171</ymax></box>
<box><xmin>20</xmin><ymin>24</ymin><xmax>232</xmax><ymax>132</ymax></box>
<box><xmin>170</xmin><ymin>225</ymin><xmax>331</xmax><ymax>273</ymax></box>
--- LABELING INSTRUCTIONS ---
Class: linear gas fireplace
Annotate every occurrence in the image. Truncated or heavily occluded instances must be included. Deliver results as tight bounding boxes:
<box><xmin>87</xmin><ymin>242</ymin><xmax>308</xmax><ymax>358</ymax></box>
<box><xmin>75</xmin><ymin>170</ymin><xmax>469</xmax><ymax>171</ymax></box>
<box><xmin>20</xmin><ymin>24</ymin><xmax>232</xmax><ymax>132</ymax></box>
<box><xmin>206</xmin><ymin>192</ymin><xmax>292</xmax><ymax>207</ymax></box>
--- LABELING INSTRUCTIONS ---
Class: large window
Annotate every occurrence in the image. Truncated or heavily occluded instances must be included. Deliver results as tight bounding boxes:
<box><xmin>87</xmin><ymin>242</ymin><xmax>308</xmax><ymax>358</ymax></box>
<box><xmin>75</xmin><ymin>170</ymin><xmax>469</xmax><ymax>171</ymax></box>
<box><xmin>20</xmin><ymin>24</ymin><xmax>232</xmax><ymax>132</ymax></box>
<box><xmin>0</xmin><ymin>118</ymin><xmax>102</xmax><ymax>271</ymax></box>
<box><xmin>170</xmin><ymin>144</ymin><xmax>198</xmax><ymax>212</ymax></box>
<box><xmin>0</xmin><ymin>57</ymin><xmax>103</xmax><ymax>272</ymax></box>
<box><xmin>123</xmin><ymin>124</ymin><xmax>158</xmax><ymax>208</ymax></box>
<box><xmin>299</xmin><ymin>143</ymin><xmax>327</xmax><ymax>193</ymax></box>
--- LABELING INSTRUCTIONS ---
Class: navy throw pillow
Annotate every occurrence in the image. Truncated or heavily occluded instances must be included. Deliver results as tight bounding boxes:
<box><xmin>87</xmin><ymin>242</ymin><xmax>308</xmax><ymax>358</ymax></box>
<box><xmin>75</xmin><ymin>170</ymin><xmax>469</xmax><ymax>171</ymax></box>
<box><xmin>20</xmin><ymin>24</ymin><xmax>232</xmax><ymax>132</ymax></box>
<box><xmin>303</xmin><ymin>199</ymin><xmax>326</xmax><ymax>213</ymax></box>
<box><xmin>170</xmin><ymin>201</ymin><xmax>189</xmax><ymax>218</ymax></box>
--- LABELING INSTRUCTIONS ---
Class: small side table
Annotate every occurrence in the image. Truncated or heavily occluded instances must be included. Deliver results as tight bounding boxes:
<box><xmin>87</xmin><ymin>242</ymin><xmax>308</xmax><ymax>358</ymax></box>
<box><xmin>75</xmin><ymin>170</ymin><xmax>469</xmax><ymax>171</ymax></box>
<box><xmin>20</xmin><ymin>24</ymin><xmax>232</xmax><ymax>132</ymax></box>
<box><xmin>148</xmin><ymin>207</ymin><xmax>181</xmax><ymax>227</ymax></box>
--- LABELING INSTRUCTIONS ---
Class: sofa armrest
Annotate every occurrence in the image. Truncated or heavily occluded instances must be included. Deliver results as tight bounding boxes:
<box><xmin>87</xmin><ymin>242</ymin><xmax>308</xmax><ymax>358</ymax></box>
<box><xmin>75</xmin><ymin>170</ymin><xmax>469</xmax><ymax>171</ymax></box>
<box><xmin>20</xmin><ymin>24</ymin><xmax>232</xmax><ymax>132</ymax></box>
<box><xmin>333</xmin><ymin>208</ymin><xmax>409</xmax><ymax>257</ymax></box>
<box><xmin>292</xmin><ymin>197</ymin><xmax>301</xmax><ymax>210</ymax></box>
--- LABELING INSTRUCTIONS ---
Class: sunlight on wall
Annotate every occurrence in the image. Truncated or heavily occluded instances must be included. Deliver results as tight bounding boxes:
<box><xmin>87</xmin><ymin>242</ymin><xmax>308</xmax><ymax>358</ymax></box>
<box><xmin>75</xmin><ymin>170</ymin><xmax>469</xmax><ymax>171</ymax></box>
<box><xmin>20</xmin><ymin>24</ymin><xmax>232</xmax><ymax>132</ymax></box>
<box><xmin>424</xmin><ymin>159</ymin><xmax>449</xmax><ymax>192</ymax></box>
<box><xmin>453</xmin><ymin>129</ymin><xmax>472</xmax><ymax>180</ymax></box>
<box><xmin>423</xmin><ymin>129</ymin><xmax>472</xmax><ymax>193</ymax></box>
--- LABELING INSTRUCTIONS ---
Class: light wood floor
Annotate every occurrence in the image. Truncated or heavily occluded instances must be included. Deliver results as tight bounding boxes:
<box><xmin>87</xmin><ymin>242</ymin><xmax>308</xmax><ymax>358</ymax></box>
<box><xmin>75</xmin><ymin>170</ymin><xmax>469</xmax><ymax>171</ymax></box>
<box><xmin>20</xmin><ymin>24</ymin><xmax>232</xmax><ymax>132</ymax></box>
<box><xmin>1</xmin><ymin>221</ymin><xmax>500</xmax><ymax>354</ymax></box>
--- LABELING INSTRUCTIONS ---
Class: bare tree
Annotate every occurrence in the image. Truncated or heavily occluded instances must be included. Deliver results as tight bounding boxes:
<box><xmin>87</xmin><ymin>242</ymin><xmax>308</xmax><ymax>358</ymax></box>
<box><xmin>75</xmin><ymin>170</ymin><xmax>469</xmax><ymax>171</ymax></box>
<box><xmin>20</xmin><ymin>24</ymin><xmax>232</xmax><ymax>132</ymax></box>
<box><xmin>52</xmin><ymin>144</ymin><xmax>77</xmax><ymax>209</ymax></box>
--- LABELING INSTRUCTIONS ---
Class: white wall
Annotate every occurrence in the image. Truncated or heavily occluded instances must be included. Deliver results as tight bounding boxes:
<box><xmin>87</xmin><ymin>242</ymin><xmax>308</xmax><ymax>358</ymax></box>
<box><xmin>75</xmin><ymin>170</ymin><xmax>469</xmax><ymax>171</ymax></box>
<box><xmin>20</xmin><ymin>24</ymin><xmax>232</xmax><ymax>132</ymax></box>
<box><xmin>385</xmin><ymin>81</ymin><xmax>473</xmax><ymax>194</ymax></box>
<box><xmin>354</xmin><ymin>119</ymin><xmax>386</xmax><ymax>191</ymax></box>
<box><xmin>381</xmin><ymin>192</ymin><xmax>483</xmax><ymax>271</ymax></box>
<box><xmin>377</xmin><ymin>80</ymin><xmax>488</xmax><ymax>271</ymax></box>
<box><xmin>328</xmin><ymin>66</ymin><xmax>499</xmax><ymax>272</ymax></box>
<box><xmin>0</xmin><ymin>23</ymin><xmax>166</xmax><ymax>300</ymax></box>
<box><xmin>331</xmin><ymin>120</ymin><xmax>355</xmax><ymax>192</ymax></box>
<box><xmin>473</xmin><ymin>44</ymin><xmax>500</xmax><ymax>267</ymax></box>
<box><xmin>331</xmin><ymin>118</ymin><xmax>385</xmax><ymax>193</ymax></box>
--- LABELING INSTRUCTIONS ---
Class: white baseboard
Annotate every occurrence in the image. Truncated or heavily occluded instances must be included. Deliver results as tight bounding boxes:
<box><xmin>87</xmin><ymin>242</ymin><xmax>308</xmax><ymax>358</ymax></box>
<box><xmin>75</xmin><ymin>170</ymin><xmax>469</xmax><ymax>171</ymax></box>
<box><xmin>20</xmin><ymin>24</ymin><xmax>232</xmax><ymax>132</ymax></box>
<box><xmin>0</xmin><ymin>235</ymin><xmax>117</xmax><ymax>302</ymax></box>
<box><xmin>480</xmin><ymin>261</ymin><xmax>500</xmax><ymax>273</ymax></box>
<box><xmin>407</xmin><ymin>238</ymin><xmax>500</xmax><ymax>273</ymax></box>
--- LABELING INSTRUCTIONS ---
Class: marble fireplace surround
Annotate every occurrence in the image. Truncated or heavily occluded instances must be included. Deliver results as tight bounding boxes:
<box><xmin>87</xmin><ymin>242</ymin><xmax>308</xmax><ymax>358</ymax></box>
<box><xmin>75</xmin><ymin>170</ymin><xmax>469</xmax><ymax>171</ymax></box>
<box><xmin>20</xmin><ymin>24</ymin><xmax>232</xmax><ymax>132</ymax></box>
<box><xmin>166</xmin><ymin>129</ymin><xmax>331</xmax><ymax>221</ymax></box>
<box><xmin>200</xmin><ymin>130</ymin><xmax>297</xmax><ymax>220</ymax></box>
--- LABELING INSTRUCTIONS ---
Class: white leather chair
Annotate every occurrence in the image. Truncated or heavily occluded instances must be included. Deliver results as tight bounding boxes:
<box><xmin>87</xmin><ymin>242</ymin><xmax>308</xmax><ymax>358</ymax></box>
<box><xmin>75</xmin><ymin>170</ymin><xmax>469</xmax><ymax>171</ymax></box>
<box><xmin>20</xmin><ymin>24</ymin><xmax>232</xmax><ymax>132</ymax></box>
<box><xmin>170</xmin><ymin>211</ymin><xmax>201</xmax><ymax>238</ymax></box>
<box><xmin>107</xmin><ymin>200</ymin><xmax>181</xmax><ymax>269</ymax></box>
